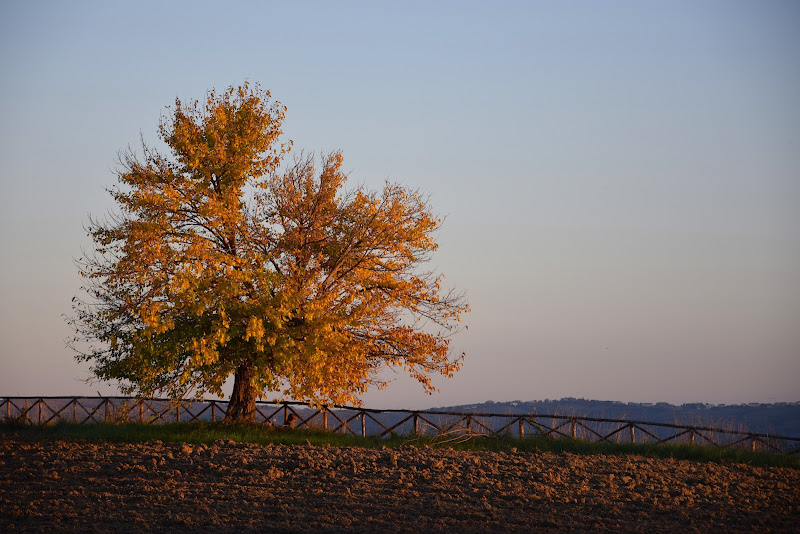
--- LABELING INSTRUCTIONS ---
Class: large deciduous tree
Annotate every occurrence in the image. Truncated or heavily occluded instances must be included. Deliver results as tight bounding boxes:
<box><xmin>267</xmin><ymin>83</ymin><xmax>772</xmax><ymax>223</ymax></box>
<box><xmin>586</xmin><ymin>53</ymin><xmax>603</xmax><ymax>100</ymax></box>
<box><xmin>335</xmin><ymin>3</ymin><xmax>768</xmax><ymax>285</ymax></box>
<box><xmin>70</xmin><ymin>83</ymin><xmax>469</xmax><ymax>421</ymax></box>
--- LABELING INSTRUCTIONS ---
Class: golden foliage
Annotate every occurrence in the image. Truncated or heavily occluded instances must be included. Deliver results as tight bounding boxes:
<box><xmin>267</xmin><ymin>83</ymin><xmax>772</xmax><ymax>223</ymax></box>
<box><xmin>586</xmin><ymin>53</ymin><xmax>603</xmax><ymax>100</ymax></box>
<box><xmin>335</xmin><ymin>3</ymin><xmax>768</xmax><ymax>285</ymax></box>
<box><xmin>70</xmin><ymin>83</ymin><xmax>468</xmax><ymax>407</ymax></box>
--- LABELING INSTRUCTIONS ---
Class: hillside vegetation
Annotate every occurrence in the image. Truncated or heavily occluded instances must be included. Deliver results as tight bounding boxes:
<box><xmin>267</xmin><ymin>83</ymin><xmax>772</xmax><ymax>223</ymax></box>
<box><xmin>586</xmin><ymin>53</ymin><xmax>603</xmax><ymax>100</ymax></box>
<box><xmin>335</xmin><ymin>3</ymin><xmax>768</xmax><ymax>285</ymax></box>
<box><xmin>436</xmin><ymin>399</ymin><xmax>800</xmax><ymax>437</ymax></box>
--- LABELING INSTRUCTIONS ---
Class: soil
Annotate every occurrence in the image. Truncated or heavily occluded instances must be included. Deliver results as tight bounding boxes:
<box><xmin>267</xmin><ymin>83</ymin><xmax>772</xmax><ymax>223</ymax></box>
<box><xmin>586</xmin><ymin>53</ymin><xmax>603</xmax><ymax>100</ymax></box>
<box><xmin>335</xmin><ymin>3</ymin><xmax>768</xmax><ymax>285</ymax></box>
<box><xmin>1</xmin><ymin>437</ymin><xmax>798</xmax><ymax>533</ymax></box>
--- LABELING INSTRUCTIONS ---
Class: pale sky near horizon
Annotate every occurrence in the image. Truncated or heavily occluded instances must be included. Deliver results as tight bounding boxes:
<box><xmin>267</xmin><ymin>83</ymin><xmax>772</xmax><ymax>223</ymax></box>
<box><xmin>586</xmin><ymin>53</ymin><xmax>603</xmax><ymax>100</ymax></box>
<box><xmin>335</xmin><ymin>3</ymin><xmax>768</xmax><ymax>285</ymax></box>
<box><xmin>1</xmin><ymin>1</ymin><xmax>798</xmax><ymax>409</ymax></box>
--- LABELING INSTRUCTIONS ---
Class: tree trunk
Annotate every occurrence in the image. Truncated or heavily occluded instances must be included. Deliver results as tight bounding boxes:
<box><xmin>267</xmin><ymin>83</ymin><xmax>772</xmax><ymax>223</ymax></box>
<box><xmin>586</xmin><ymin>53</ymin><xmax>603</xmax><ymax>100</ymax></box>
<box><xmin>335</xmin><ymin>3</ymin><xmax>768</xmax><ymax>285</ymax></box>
<box><xmin>225</xmin><ymin>361</ymin><xmax>257</xmax><ymax>422</ymax></box>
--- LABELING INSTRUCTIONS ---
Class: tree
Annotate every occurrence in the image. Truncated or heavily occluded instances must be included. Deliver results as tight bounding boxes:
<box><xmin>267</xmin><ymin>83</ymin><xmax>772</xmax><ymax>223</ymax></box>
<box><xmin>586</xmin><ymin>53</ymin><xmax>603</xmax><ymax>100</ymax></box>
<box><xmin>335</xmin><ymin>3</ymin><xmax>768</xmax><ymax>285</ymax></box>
<box><xmin>70</xmin><ymin>83</ymin><xmax>469</xmax><ymax>421</ymax></box>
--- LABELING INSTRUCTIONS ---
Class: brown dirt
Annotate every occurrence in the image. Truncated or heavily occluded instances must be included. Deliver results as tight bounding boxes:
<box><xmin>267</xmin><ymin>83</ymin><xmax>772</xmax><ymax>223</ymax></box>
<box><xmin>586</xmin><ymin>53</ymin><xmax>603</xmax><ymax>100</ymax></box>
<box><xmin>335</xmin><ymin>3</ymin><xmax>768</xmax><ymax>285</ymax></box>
<box><xmin>1</xmin><ymin>438</ymin><xmax>798</xmax><ymax>533</ymax></box>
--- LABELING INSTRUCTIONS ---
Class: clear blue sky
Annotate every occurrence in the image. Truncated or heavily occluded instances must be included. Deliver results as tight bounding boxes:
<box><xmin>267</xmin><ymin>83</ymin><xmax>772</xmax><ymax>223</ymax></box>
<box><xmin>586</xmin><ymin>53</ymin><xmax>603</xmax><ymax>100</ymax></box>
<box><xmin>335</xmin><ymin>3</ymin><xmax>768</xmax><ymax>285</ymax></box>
<box><xmin>1</xmin><ymin>1</ymin><xmax>798</xmax><ymax>409</ymax></box>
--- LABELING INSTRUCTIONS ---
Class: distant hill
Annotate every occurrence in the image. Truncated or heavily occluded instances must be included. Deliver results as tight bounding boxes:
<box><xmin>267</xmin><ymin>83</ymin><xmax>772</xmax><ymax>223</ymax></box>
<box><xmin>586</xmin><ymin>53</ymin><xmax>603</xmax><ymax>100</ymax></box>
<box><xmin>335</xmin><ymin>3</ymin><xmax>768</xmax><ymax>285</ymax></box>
<box><xmin>430</xmin><ymin>399</ymin><xmax>800</xmax><ymax>437</ymax></box>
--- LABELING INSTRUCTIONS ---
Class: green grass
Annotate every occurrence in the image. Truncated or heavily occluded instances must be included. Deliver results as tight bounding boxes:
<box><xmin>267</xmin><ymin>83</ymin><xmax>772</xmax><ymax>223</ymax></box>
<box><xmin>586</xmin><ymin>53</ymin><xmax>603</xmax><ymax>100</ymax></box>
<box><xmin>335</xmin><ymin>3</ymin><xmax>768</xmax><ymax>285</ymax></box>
<box><xmin>2</xmin><ymin>420</ymin><xmax>798</xmax><ymax>469</ymax></box>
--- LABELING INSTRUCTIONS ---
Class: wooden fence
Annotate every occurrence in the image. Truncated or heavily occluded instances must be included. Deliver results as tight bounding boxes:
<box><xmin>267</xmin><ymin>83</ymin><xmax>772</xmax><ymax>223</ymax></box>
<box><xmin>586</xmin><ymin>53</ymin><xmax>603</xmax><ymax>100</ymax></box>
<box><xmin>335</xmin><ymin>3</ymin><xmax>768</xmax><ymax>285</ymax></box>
<box><xmin>2</xmin><ymin>396</ymin><xmax>799</xmax><ymax>455</ymax></box>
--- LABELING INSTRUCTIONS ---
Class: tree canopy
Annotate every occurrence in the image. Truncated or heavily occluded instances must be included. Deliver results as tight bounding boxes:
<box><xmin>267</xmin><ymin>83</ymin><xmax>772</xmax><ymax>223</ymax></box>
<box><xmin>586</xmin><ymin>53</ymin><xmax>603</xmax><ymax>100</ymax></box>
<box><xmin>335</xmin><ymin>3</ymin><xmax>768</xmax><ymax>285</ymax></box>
<box><xmin>70</xmin><ymin>83</ymin><xmax>469</xmax><ymax>420</ymax></box>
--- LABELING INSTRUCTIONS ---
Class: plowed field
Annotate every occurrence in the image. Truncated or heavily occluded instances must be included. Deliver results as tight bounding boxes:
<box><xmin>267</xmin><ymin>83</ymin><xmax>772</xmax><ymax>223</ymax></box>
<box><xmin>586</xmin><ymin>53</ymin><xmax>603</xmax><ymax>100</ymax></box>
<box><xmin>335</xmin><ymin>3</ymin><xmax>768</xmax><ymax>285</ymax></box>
<box><xmin>1</xmin><ymin>438</ymin><xmax>798</xmax><ymax>532</ymax></box>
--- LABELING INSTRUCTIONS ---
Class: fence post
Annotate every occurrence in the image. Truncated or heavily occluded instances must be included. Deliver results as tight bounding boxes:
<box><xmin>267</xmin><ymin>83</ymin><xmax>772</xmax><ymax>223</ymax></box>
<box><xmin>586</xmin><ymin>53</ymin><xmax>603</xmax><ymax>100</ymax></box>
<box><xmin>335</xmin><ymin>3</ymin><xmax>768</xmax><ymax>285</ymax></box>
<box><xmin>571</xmin><ymin>419</ymin><xmax>576</xmax><ymax>439</ymax></box>
<box><xmin>139</xmin><ymin>401</ymin><xmax>144</xmax><ymax>423</ymax></box>
<box><xmin>518</xmin><ymin>417</ymin><xmax>525</xmax><ymax>438</ymax></box>
<box><xmin>361</xmin><ymin>411</ymin><xmax>366</xmax><ymax>438</ymax></box>
<box><xmin>689</xmin><ymin>430</ymin><xmax>695</xmax><ymax>445</ymax></box>
<box><xmin>751</xmin><ymin>437</ymin><xmax>756</xmax><ymax>452</ymax></box>
<box><xmin>6</xmin><ymin>398</ymin><xmax>10</xmax><ymax>419</ymax></box>
<box><xmin>211</xmin><ymin>402</ymin><xmax>216</xmax><ymax>422</ymax></box>
<box><xmin>176</xmin><ymin>404</ymin><xmax>180</xmax><ymax>423</ymax></box>
<box><xmin>38</xmin><ymin>399</ymin><xmax>42</xmax><ymax>425</ymax></box>
<box><xmin>630</xmin><ymin>424</ymin><xmax>636</xmax><ymax>444</ymax></box>
<box><xmin>73</xmin><ymin>400</ymin><xmax>77</xmax><ymax>423</ymax></box>
<box><xmin>413</xmin><ymin>412</ymin><xmax>419</xmax><ymax>435</ymax></box>
<box><xmin>322</xmin><ymin>408</ymin><xmax>328</xmax><ymax>430</ymax></box>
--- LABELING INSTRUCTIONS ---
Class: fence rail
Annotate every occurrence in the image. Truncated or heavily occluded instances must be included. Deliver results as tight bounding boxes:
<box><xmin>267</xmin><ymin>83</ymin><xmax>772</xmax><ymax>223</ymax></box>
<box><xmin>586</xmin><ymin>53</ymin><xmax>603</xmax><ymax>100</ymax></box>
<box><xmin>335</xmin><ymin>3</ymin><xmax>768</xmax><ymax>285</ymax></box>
<box><xmin>3</xmin><ymin>396</ymin><xmax>799</xmax><ymax>455</ymax></box>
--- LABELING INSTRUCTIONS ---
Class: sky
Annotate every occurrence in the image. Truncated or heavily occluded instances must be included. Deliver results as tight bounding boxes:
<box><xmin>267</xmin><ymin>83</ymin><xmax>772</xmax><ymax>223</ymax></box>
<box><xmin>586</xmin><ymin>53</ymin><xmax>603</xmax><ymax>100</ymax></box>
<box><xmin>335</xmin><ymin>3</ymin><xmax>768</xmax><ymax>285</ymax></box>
<box><xmin>1</xmin><ymin>1</ymin><xmax>798</xmax><ymax>409</ymax></box>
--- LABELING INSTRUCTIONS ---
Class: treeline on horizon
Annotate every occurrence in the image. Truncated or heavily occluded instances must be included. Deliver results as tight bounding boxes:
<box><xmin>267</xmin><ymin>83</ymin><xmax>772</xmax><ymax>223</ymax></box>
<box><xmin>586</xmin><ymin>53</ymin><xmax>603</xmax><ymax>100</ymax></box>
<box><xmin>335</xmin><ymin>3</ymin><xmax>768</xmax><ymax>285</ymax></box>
<box><xmin>433</xmin><ymin>398</ymin><xmax>800</xmax><ymax>437</ymax></box>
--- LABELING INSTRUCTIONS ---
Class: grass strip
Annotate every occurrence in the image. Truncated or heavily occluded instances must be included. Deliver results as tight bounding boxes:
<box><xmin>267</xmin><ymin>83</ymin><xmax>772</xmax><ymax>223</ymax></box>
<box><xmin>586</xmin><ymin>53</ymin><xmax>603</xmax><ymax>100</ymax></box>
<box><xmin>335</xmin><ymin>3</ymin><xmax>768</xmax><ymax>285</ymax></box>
<box><xmin>2</xmin><ymin>420</ymin><xmax>797</xmax><ymax>469</ymax></box>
